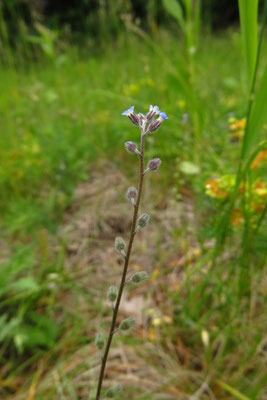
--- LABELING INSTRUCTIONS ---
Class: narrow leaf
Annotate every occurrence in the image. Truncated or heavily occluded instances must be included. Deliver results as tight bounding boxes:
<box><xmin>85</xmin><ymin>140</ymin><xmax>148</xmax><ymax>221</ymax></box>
<box><xmin>244</xmin><ymin>64</ymin><xmax>267</xmax><ymax>157</ymax></box>
<box><xmin>238</xmin><ymin>0</ymin><xmax>259</xmax><ymax>86</ymax></box>
<box><xmin>162</xmin><ymin>0</ymin><xmax>185</xmax><ymax>30</ymax></box>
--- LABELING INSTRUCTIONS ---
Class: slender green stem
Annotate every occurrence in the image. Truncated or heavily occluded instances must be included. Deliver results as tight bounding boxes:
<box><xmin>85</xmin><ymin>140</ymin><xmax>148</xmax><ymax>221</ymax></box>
<box><xmin>95</xmin><ymin>130</ymin><xmax>145</xmax><ymax>400</ymax></box>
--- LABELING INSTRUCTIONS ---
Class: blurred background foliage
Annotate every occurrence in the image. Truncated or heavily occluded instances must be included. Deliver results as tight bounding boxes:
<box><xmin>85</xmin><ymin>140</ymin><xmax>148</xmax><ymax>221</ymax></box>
<box><xmin>0</xmin><ymin>0</ymin><xmax>253</xmax><ymax>64</ymax></box>
<box><xmin>0</xmin><ymin>0</ymin><xmax>267</xmax><ymax>399</ymax></box>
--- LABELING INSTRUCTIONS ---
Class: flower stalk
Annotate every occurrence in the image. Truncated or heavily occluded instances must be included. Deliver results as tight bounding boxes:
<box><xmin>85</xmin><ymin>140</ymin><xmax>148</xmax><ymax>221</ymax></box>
<box><xmin>95</xmin><ymin>105</ymin><xmax>167</xmax><ymax>399</ymax></box>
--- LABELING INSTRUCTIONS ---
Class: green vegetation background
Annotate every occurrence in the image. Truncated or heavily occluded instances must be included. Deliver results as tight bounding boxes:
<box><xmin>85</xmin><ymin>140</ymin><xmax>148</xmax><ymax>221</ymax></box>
<box><xmin>0</xmin><ymin>1</ymin><xmax>267</xmax><ymax>399</ymax></box>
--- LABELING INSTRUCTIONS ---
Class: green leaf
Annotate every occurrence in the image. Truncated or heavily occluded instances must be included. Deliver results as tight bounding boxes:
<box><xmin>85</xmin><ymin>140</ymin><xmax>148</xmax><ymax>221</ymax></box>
<box><xmin>0</xmin><ymin>315</ymin><xmax>21</xmax><ymax>341</ymax></box>
<box><xmin>162</xmin><ymin>0</ymin><xmax>185</xmax><ymax>30</ymax></box>
<box><xmin>179</xmin><ymin>161</ymin><xmax>200</xmax><ymax>175</ymax></box>
<box><xmin>19</xmin><ymin>312</ymin><xmax>60</xmax><ymax>349</ymax></box>
<box><xmin>238</xmin><ymin>0</ymin><xmax>259</xmax><ymax>86</ymax></box>
<box><xmin>244</xmin><ymin>64</ymin><xmax>267</xmax><ymax>156</ymax></box>
<box><xmin>11</xmin><ymin>277</ymin><xmax>40</xmax><ymax>294</ymax></box>
<box><xmin>20</xmin><ymin>324</ymin><xmax>54</xmax><ymax>348</ymax></box>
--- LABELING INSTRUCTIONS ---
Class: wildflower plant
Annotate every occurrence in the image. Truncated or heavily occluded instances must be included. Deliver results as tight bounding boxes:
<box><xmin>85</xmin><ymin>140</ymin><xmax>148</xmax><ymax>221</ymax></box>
<box><xmin>205</xmin><ymin>144</ymin><xmax>267</xmax><ymax>227</ymax></box>
<box><xmin>94</xmin><ymin>105</ymin><xmax>167</xmax><ymax>399</ymax></box>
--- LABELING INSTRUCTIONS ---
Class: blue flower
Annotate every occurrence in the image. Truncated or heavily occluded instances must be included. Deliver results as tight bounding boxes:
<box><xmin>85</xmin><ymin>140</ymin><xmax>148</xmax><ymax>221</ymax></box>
<box><xmin>159</xmin><ymin>112</ymin><xmax>168</xmax><ymax>121</ymax></box>
<box><xmin>122</xmin><ymin>106</ymin><xmax>135</xmax><ymax>116</ymax></box>
<box><xmin>146</xmin><ymin>105</ymin><xmax>160</xmax><ymax>121</ymax></box>
<box><xmin>149</xmin><ymin>105</ymin><xmax>160</xmax><ymax>114</ymax></box>
<box><xmin>183</xmin><ymin>113</ymin><xmax>188</xmax><ymax>121</ymax></box>
<box><xmin>122</xmin><ymin>105</ymin><xmax>140</xmax><ymax>126</ymax></box>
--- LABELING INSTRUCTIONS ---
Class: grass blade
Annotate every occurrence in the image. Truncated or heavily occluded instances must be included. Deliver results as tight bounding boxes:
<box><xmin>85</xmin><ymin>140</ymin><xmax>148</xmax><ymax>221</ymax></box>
<box><xmin>216</xmin><ymin>379</ymin><xmax>251</xmax><ymax>400</ymax></box>
<box><xmin>238</xmin><ymin>0</ymin><xmax>258</xmax><ymax>86</ymax></box>
<box><xmin>244</xmin><ymin>64</ymin><xmax>267</xmax><ymax>157</ymax></box>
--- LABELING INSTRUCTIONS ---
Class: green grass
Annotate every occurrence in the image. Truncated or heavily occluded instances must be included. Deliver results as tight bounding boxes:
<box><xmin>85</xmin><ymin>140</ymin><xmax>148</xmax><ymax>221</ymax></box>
<box><xmin>0</xmin><ymin>30</ymin><xmax>249</xmax><ymax>233</ymax></box>
<box><xmin>0</xmin><ymin>28</ymin><xmax>267</xmax><ymax>399</ymax></box>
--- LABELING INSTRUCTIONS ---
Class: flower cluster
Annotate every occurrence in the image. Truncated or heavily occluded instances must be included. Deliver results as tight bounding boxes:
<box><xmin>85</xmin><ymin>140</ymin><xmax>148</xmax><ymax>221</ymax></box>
<box><xmin>122</xmin><ymin>104</ymin><xmax>168</xmax><ymax>133</ymax></box>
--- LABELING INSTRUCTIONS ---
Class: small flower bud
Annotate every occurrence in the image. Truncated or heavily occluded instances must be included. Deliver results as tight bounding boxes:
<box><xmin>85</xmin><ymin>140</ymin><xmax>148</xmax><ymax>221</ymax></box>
<box><xmin>119</xmin><ymin>317</ymin><xmax>136</xmax><ymax>331</ymax></box>
<box><xmin>105</xmin><ymin>385</ymin><xmax>123</xmax><ymax>398</ymax></box>
<box><xmin>95</xmin><ymin>333</ymin><xmax>105</xmax><ymax>350</ymax></box>
<box><xmin>128</xmin><ymin>113</ymin><xmax>139</xmax><ymax>126</ymax></box>
<box><xmin>131</xmin><ymin>271</ymin><xmax>149</xmax><ymax>283</ymax></box>
<box><xmin>138</xmin><ymin>113</ymin><xmax>145</xmax><ymax>121</ymax></box>
<box><xmin>115</xmin><ymin>237</ymin><xmax>126</xmax><ymax>256</ymax></box>
<box><xmin>147</xmin><ymin>158</ymin><xmax>161</xmax><ymax>172</ymax></box>
<box><xmin>137</xmin><ymin>213</ymin><xmax>150</xmax><ymax>229</ymax></box>
<box><xmin>125</xmin><ymin>141</ymin><xmax>138</xmax><ymax>154</ymax></box>
<box><xmin>127</xmin><ymin>186</ymin><xmax>138</xmax><ymax>205</ymax></box>
<box><xmin>148</xmin><ymin>111</ymin><xmax>168</xmax><ymax>132</ymax></box>
<box><xmin>107</xmin><ymin>285</ymin><xmax>118</xmax><ymax>303</ymax></box>
<box><xmin>148</xmin><ymin>119</ymin><xmax>161</xmax><ymax>132</ymax></box>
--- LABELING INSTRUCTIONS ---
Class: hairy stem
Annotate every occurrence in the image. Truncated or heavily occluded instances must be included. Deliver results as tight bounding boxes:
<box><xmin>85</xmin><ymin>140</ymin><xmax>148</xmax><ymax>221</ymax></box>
<box><xmin>95</xmin><ymin>130</ymin><xmax>145</xmax><ymax>399</ymax></box>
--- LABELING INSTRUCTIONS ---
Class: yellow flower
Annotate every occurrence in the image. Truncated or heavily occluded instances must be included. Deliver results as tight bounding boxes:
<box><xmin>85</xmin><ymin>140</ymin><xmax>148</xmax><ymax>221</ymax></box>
<box><xmin>176</xmin><ymin>99</ymin><xmax>186</xmax><ymax>109</ymax></box>
<box><xmin>123</xmin><ymin>84</ymin><xmax>140</xmax><ymax>96</ymax></box>
<box><xmin>253</xmin><ymin>182</ymin><xmax>267</xmax><ymax>198</ymax></box>
<box><xmin>205</xmin><ymin>179</ymin><xmax>228</xmax><ymax>199</ymax></box>
<box><xmin>250</xmin><ymin>201</ymin><xmax>265</xmax><ymax>214</ymax></box>
<box><xmin>250</xmin><ymin>150</ymin><xmax>267</xmax><ymax>170</ymax></box>
<box><xmin>228</xmin><ymin>117</ymin><xmax>246</xmax><ymax>140</ymax></box>
<box><xmin>151</xmin><ymin>315</ymin><xmax>172</xmax><ymax>326</ymax></box>
<box><xmin>152</xmin><ymin>317</ymin><xmax>162</xmax><ymax>327</ymax></box>
<box><xmin>229</xmin><ymin>117</ymin><xmax>246</xmax><ymax>131</ymax></box>
<box><xmin>205</xmin><ymin>175</ymin><xmax>236</xmax><ymax>199</ymax></box>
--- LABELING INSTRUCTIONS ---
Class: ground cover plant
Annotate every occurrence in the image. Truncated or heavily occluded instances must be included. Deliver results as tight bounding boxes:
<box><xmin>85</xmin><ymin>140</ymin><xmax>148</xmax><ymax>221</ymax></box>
<box><xmin>0</xmin><ymin>0</ymin><xmax>267</xmax><ymax>399</ymax></box>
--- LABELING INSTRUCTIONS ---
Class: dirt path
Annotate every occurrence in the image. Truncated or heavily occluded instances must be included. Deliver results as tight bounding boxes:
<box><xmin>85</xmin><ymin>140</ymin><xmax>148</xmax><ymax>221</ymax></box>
<box><xmin>11</xmin><ymin>162</ymin><xmax>203</xmax><ymax>400</ymax></box>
